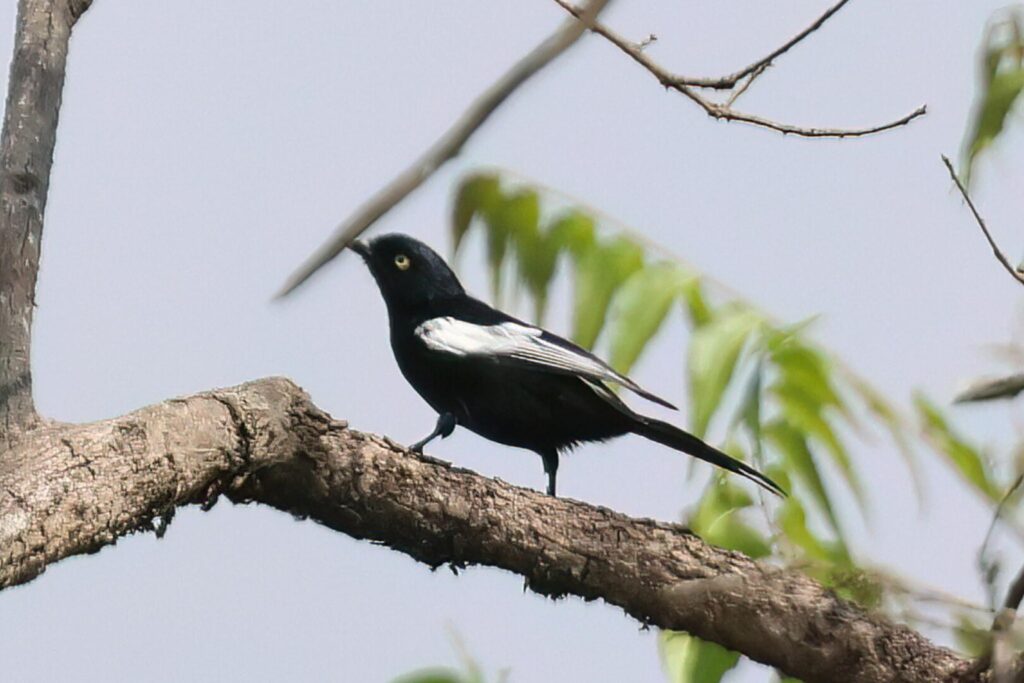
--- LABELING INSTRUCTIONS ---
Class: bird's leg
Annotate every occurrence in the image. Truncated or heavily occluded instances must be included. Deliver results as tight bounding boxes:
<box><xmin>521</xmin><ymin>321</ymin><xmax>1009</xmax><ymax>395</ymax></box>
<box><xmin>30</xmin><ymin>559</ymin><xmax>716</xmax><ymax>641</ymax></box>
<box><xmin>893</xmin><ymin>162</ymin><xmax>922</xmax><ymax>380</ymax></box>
<box><xmin>409</xmin><ymin>412</ymin><xmax>456</xmax><ymax>453</ymax></box>
<box><xmin>541</xmin><ymin>450</ymin><xmax>560</xmax><ymax>497</ymax></box>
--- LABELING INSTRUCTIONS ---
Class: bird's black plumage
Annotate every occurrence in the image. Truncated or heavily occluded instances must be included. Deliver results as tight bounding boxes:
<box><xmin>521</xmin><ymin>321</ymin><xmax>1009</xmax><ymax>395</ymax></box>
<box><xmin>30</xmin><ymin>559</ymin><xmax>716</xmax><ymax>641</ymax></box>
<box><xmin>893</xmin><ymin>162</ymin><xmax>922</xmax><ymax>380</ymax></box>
<box><xmin>352</xmin><ymin>233</ymin><xmax>784</xmax><ymax>498</ymax></box>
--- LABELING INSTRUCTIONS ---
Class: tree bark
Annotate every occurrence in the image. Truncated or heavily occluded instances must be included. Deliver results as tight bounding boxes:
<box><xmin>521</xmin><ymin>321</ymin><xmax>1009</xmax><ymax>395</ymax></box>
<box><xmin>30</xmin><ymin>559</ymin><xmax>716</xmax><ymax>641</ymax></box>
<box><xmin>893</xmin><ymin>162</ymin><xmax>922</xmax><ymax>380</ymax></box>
<box><xmin>0</xmin><ymin>0</ymin><xmax>91</xmax><ymax>438</ymax></box>
<box><xmin>0</xmin><ymin>376</ymin><xmax>983</xmax><ymax>683</ymax></box>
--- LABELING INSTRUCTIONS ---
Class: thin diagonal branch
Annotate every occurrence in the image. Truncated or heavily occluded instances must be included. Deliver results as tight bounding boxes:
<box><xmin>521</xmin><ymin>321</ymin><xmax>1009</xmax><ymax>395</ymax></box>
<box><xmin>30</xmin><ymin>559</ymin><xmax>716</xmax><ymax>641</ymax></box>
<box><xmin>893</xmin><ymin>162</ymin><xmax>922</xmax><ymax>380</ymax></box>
<box><xmin>276</xmin><ymin>0</ymin><xmax>611</xmax><ymax>297</ymax></box>
<box><xmin>943</xmin><ymin>155</ymin><xmax>1024</xmax><ymax>288</ymax></box>
<box><xmin>554</xmin><ymin>0</ymin><xmax>927</xmax><ymax>138</ymax></box>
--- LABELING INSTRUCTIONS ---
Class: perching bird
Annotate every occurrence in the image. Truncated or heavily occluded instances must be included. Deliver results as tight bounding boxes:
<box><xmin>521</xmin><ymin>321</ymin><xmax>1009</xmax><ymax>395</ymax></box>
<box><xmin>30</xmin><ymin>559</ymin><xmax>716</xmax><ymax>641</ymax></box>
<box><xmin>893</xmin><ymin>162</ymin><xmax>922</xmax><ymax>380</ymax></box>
<box><xmin>351</xmin><ymin>233</ymin><xmax>784</xmax><ymax>498</ymax></box>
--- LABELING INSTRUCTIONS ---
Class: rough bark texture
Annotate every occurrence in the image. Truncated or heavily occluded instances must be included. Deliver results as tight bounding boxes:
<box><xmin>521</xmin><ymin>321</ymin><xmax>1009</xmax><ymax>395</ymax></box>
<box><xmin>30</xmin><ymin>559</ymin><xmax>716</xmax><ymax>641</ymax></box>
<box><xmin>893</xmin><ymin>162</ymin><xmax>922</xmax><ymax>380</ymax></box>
<box><xmin>0</xmin><ymin>377</ymin><xmax>983</xmax><ymax>683</ymax></box>
<box><xmin>0</xmin><ymin>0</ymin><xmax>90</xmax><ymax>437</ymax></box>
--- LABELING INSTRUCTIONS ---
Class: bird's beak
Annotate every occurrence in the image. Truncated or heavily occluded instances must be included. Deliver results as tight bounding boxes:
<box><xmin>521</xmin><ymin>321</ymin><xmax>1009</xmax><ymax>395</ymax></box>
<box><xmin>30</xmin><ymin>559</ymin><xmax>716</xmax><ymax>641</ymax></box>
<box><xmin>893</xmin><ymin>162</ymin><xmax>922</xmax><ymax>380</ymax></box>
<box><xmin>349</xmin><ymin>238</ymin><xmax>371</xmax><ymax>259</ymax></box>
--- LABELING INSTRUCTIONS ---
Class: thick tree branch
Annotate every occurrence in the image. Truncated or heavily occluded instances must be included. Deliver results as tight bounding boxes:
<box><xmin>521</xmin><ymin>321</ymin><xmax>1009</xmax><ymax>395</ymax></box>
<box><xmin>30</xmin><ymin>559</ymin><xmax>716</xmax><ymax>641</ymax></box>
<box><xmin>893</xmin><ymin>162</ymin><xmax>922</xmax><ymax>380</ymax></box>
<box><xmin>942</xmin><ymin>155</ymin><xmax>1024</xmax><ymax>288</ymax></box>
<box><xmin>0</xmin><ymin>376</ymin><xmax>986</xmax><ymax>683</ymax></box>
<box><xmin>276</xmin><ymin>0</ymin><xmax>610</xmax><ymax>298</ymax></box>
<box><xmin>0</xmin><ymin>0</ymin><xmax>92</xmax><ymax>438</ymax></box>
<box><xmin>554</xmin><ymin>0</ymin><xmax>927</xmax><ymax>138</ymax></box>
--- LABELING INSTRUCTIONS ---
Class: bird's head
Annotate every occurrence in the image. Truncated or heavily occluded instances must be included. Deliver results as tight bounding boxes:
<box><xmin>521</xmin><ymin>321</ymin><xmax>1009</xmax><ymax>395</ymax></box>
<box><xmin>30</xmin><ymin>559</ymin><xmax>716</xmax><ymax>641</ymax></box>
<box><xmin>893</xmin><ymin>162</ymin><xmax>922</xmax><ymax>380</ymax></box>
<box><xmin>350</xmin><ymin>233</ymin><xmax>465</xmax><ymax>312</ymax></box>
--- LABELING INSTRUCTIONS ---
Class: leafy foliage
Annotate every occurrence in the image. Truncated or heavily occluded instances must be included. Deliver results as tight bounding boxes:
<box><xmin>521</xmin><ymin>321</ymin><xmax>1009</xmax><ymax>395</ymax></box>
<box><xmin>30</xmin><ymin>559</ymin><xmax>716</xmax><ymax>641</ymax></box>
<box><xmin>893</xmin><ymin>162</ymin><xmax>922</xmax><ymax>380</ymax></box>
<box><xmin>915</xmin><ymin>394</ymin><xmax>1001</xmax><ymax>501</ymax></box>
<box><xmin>963</xmin><ymin>9</ymin><xmax>1024</xmax><ymax>183</ymax></box>
<box><xmin>449</xmin><ymin>172</ymin><xmax>1014</xmax><ymax>682</ymax></box>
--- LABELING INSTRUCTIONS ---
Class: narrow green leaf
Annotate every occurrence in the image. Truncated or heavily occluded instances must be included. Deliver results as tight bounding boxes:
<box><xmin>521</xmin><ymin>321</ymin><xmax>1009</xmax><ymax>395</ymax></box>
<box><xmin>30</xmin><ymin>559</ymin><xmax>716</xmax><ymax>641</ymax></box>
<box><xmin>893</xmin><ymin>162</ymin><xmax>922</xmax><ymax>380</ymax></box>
<box><xmin>547</xmin><ymin>209</ymin><xmax>596</xmax><ymax>257</ymax></box>
<box><xmin>844</xmin><ymin>372</ymin><xmax>922</xmax><ymax>496</ymax></box>
<box><xmin>964</xmin><ymin>65</ymin><xmax>1024</xmax><ymax>181</ymax></box>
<box><xmin>570</xmin><ymin>237</ymin><xmax>644</xmax><ymax>349</ymax></box>
<box><xmin>777</xmin><ymin>495</ymin><xmax>847</xmax><ymax>566</ymax></box>
<box><xmin>770</xmin><ymin>343</ymin><xmax>842</xmax><ymax>410</ymax></box>
<box><xmin>391</xmin><ymin>669</ymin><xmax>467</xmax><ymax>683</ymax></box>
<box><xmin>607</xmin><ymin>263</ymin><xmax>689</xmax><ymax>374</ymax></box>
<box><xmin>690</xmin><ymin>475</ymin><xmax>771</xmax><ymax>558</ymax></box>
<box><xmin>736</xmin><ymin>355</ymin><xmax>763</xmax><ymax>456</ymax></box>
<box><xmin>451</xmin><ymin>174</ymin><xmax>501</xmax><ymax>253</ymax></box>
<box><xmin>660</xmin><ymin>631</ymin><xmax>741</xmax><ymax>683</ymax></box>
<box><xmin>687</xmin><ymin>307</ymin><xmax>762</xmax><ymax>438</ymax></box>
<box><xmin>915</xmin><ymin>394</ymin><xmax>1000</xmax><ymax>500</ymax></box>
<box><xmin>771</xmin><ymin>381</ymin><xmax>865</xmax><ymax>507</ymax></box>
<box><xmin>764</xmin><ymin>419</ymin><xmax>842</xmax><ymax>539</ymax></box>
<box><xmin>484</xmin><ymin>190</ymin><xmax>539</xmax><ymax>302</ymax></box>
<box><xmin>680</xmin><ymin>277</ymin><xmax>712</xmax><ymax>328</ymax></box>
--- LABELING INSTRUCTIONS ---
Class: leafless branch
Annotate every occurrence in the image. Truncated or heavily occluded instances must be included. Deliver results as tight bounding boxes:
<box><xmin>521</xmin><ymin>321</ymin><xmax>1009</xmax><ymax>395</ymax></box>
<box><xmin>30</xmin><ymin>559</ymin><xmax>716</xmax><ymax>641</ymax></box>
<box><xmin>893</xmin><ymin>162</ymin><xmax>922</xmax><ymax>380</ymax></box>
<box><xmin>0</xmin><ymin>377</ymin><xmax>985</xmax><ymax>683</ymax></box>
<box><xmin>943</xmin><ymin>155</ymin><xmax>1024</xmax><ymax>288</ymax></box>
<box><xmin>683</xmin><ymin>0</ymin><xmax>853</xmax><ymax>89</ymax></box>
<box><xmin>558</xmin><ymin>0</ymin><xmax>852</xmax><ymax>89</ymax></box>
<box><xmin>553</xmin><ymin>0</ymin><xmax>926</xmax><ymax>137</ymax></box>
<box><xmin>276</xmin><ymin>0</ymin><xmax>611</xmax><ymax>297</ymax></box>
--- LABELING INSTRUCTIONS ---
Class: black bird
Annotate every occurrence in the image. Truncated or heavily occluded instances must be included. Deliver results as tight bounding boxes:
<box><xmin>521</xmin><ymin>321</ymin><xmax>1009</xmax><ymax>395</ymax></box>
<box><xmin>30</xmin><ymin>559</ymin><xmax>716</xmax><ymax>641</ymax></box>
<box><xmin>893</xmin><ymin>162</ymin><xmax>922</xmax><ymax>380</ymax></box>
<box><xmin>351</xmin><ymin>233</ymin><xmax>784</xmax><ymax>498</ymax></box>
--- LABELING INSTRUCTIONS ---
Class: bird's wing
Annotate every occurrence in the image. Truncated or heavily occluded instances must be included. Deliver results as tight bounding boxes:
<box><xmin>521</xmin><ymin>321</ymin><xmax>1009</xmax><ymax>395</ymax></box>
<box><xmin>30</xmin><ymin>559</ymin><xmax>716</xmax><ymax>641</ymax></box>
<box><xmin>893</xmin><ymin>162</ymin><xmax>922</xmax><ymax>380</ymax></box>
<box><xmin>415</xmin><ymin>316</ymin><xmax>677</xmax><ymax>410</ymax></box>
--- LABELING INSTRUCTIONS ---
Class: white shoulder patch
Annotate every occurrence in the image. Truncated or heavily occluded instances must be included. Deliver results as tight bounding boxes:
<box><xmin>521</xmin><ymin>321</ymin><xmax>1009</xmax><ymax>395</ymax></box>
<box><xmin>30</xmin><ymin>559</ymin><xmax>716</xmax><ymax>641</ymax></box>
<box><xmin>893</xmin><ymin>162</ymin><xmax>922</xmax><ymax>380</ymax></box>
<box><xmin>415</xmin><ymin>317</ymin><xmax>541</xmax><ymax>356</ymax></box>
<box><xmin>414</xmin><ymin>316</ymin><xmax>677</xmax><ymax>410</ymax></box>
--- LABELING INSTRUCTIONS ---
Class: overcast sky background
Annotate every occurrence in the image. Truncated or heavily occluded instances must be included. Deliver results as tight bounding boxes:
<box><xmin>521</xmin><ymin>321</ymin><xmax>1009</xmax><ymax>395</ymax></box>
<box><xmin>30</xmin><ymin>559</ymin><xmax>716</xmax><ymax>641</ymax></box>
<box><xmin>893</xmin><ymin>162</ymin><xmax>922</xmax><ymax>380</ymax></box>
<box><xmin>0</xmin><ymin>1</ymin><xmax>1022</xmax><ymax>681</ymax></box>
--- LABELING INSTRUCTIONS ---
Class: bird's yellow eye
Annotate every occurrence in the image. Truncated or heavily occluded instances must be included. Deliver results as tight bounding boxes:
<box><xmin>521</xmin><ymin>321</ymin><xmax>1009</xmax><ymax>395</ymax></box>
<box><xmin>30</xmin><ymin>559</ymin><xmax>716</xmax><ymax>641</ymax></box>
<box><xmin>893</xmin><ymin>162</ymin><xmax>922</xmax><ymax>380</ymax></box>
<box><xmin>394</xmin><ymin>253</ymin><xmax>411</xmax><ymax>270</ymax></box>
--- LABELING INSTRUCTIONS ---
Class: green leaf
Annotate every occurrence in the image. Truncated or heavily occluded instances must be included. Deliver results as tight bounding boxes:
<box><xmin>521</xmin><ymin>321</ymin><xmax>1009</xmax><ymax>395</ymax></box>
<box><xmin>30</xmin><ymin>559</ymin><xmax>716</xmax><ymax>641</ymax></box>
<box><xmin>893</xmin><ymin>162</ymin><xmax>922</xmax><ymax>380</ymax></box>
<box><xmin>485</xmin><ymin>190</ymin><xmax>539</xmax><ymax>301</ymax></box>
<box><xmin>547</xmin><ymin>209</ymin><xmax>596</xmax><ymax>257</ymax></box>
<box><xmin>771</xmin><ymin>381</ymin><xmax>865</xmax><ymax>507</ymax></box>
<box><xmin>764</xmin><ymin>419</ymin><xmax>842</xmax><ymax>538</ymax></box>
<box><xmin>687</xmin><ymin>306</ymin><xmax>762</xmax><ymax>438</ymax></box>
<box><xmin>915</xmin><ymin>394</ymin><xmax>1000</xmax><ymax>500</ymax></box>
<box><xmin>964</xmin><ymin>60</ymin><xmax>1024</xmax><ymax>181</ymax></box>
<box><xmin>691</xmin><ymin>476</ymin><xmax>771</xmax><ymax>558</ymax></box>
<box><xmin>845</xmin><ymin>373</ymin><xmax>921</xmax><ymax>488</ymax></box>
<box><xmin>451</xmin><ymin>174</ymin><xmax>501</xmax><ymax>253</ymax></box>
<box><xmin>660</xmin><ymin>631</ymin><xmax>740</xmax><ymax>683</ymax></box>
<box><xmin>607</xmin><ymin>263</ymin><xmax>690</xmax><ymax>373</ymax></box>
<box><xmin>777</xmin><ymin>494</ymin><xmax>848</xmax><ymax>566</ymax></box>
<box><xmin>391</xmin><ymin>668</ymin><xmax>468</xmax><ymax>683</ymax></box>
<box><xmin>680</xmin><ymin>278</ymin><xmax>712</xmax><ymax>328</ymax></box>
<box><xmin>513</xmin><ymin>211</ymin><xmax>562</xmax><ymax>322</ymax></box>
<box><xmin>954</xmin><ymin>615</ymin><xmax>993</xmax><ymax>658</ymax></box>
<box><xmin>769</xmin><ymin>342</ymin><xmax>842</xmax><ymax>411</ymax></box>
<box><xmin>735</xmin><ymin>355</ymin><xmax>763</xmax><ymax>458</ymax></box>
<box><xmin>570</xmin><ymin>237</ymin><xmax>644</xmax><ymax>349</ymax></box>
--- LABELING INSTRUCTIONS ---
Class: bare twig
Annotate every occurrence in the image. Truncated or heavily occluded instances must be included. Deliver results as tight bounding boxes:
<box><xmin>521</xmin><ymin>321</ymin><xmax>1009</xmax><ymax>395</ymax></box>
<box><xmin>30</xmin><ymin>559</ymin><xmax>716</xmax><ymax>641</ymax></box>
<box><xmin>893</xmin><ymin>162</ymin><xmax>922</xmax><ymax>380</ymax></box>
<box><xmin>725</xmin><ymin>65</ymin><xmax>768</xmax><ymax>108</ymax></box>
<box><xmin>554</xmin><ymin>0</ymin><xmax>927</xmax><ymax>138</ymax></box>
<box><xmin>943</xmin><ymin>155</ymin><xmax>1024</xmax><ymax>288</ymax></box>
<box><xmin>688</xmin><ymin>0</ymin><xmax>853</xmax><ymax>89</ymax></box>
<box><xmin>276</xmin><ymin>0</ymin><xmax>611</xmax><ymax>297</ymax></box>
<box><xmin>559</xmin><ymin>0</ymin><xmax>853</xmax><ymax>90</ymax></box>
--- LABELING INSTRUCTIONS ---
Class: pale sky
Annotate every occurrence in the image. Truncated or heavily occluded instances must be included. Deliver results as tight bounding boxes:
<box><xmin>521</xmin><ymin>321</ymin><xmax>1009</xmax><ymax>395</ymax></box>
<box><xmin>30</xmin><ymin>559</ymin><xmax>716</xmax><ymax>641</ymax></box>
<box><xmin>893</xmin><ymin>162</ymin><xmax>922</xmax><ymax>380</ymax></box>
<box><xmin>1</xmin><ymin>1</ymin><xmax>1022</xmax><ymax>681</ymax></box>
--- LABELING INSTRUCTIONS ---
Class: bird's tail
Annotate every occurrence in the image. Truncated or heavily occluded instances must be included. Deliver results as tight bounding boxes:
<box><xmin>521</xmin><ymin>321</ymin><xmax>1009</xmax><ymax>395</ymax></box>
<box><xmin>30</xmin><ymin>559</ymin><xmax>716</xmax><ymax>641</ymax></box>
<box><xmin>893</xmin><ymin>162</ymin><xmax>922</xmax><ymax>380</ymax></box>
<box><xmin>632</xmin><ymin>416</ymin><xmax>786</xmax><ymax>497</ymax></box>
